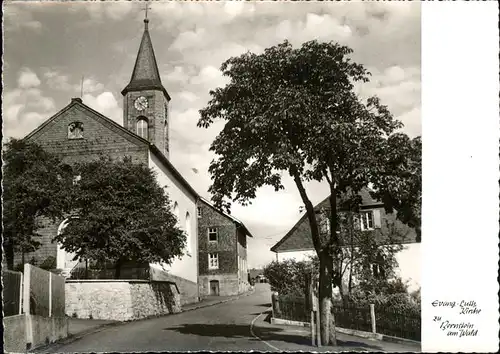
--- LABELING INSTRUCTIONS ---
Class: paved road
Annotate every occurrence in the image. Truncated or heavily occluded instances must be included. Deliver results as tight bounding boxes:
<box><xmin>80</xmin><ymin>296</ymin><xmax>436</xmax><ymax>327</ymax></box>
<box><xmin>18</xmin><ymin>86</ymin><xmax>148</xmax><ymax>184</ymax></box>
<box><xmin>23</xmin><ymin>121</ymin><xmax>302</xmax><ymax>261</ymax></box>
<box><xmin>40</xmin><ymin>284</ymin><xmax>420</xmax><ymax>352</ymax></box>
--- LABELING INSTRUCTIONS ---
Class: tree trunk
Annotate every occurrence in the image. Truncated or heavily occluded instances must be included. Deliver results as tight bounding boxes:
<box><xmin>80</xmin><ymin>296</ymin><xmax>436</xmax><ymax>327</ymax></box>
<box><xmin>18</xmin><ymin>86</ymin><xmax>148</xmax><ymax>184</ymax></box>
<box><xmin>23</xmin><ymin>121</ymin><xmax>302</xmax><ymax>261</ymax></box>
<box><xmin>318</xmin><ymin>251</ymin><xmax>336</xmax><ymax>346</ymax></box>
<box><xmin>291</xmin><ymin>168</ymin><xmax>336</xmax><ymax>346</ymax></box>
<box><xmin>115</xmin><ymin>259</ymin><xmax>122</xmax><ymax>279</ymax></box>
<box><xmin>348</xmin><ymin>211</ymin><xmax>355</xmax><ymax>299</ymax></box>
<box><xmin>4</xmin><ymin>241</ymin><xmax>15</xmax><ymax>270</ymax></box>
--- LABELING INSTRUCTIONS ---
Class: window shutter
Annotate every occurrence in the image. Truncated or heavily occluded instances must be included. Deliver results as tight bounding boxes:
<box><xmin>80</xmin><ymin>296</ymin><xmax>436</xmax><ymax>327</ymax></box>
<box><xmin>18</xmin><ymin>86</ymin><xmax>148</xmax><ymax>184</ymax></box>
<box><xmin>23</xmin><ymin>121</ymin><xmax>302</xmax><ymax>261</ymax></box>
<box><xmin>373</xmin><ymin>209</ymin><xmax>382</xmax><ymax>229</ymax></box>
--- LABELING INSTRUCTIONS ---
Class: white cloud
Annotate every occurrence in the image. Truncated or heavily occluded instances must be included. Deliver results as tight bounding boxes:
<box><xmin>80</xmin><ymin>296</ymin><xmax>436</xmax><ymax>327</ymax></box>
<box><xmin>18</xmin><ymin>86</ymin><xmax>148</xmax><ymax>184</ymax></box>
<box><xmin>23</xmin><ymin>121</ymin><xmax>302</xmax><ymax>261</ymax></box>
<box><xmin>384</xmin><ymin>65</ymin><xmax>407</xmax><ymax>84</ymax></box>
<box><xmin>190</xmin><ymin>66</ymin><xmax>229</xmax><ymax>89</ymax></box>
<box><xmin>224</xmin><ymin>1</ymin><xmax>246</xmax><ymax>18</ymax></box>
<box><xmin>82</xmin><ymin>78</ymin><xmax>105</xmax><ymax>94</ymax></box>
<box><xmin>4</xmin><ymin>4</ymin><xmax>42</xmax><ymax>32</ymax></box>
<box><xmin>84</xmin><ymin>2</ymin><xmax>135</xmax><ymax>21</ymax></box>
<box><xmin>178</xmin><ymin>91</ymin><xmax>199</xmax><ymax>104</ymax></box>
<box><xmin>353</xmin><ymin>65</ymin><xmax>421</xmax><ymax>126</ymax></box>
<box><xmin>275</xmin><ymin>20</ymin><xmax>293</xmax><ymax>41</ymax></box>
<box><xmin>43</xmin><ymin>70</ymin><xmax>104</xmax><ymax>94</ymax></box>
<box><xmin>18</xmin><ymin>68</ymin><xmax>41</xmax><ymax>89</ymax></box>
<box><xmin>396</xmin><ymin>107</ymin><xmax>421</xmax><ymax>138</ymax></box>
<box><xmin>43</xmin><ymin>70</ymin><xmax>73</xmax><ymax>91</ymax></box>
<box><xmin>304</xmin><ymin>14</ymin><xmax>352</xmax><ymax>41</ymax></box>
<box><xmin>2</xmin><ymin>88</ymin><xmax>56</xmax><ymax>139</ymax></box>
<box><xmin>170</xmin><ymin>27</ymin><xmax>208</xmax><ymax>51</ymax></box>
<box><xmin>164</xmin><ymin>66</ymin><xmax>190</xmax><ymax>82</ymax></box>
<box><xmin>82</xmin><ymin>92</ymin><xmax>122</xmax><ymax>125</ymax></box>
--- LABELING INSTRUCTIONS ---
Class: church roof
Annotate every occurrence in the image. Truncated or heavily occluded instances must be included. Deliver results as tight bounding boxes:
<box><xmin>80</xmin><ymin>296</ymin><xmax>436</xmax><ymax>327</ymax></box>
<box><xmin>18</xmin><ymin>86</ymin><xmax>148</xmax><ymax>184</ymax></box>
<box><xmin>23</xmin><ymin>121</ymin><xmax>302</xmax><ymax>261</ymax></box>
<box><xmin>121</xmin><ymin>19</ymin><xmax>170</xmax><ymax>100</ymax></box>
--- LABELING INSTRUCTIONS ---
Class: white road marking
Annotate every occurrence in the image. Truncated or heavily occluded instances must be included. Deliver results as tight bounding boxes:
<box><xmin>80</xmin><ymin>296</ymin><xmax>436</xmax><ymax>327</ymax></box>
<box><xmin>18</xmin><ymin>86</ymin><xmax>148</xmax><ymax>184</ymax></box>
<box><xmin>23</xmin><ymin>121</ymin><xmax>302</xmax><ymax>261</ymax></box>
<box><xmin>250</xmin><ymin>306</ymin><xmax>282</xmax><ymax>351</ymax></box>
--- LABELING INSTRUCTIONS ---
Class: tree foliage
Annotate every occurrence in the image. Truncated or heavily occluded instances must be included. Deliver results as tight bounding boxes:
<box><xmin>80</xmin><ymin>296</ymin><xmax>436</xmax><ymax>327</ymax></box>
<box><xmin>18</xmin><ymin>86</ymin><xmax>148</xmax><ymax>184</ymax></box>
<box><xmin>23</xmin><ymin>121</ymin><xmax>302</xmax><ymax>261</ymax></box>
<box><xmin>52</xmin><ymin>156</ymin><xmax>186</xmax><ymax>277</ymax></box>
<box><xmin>2</xmin><ymin>139</ymin><xmax>73</xmax><ymax>269</ymax></box>
<box><xmin>370</xmin><ymin>134</ymin><xmax>422</xmax><ymax>241</ymax></box>
<box><xmin>198</xmin><ymin>39</ymin><xmax>410</xmax><ymax>345</ymax></box>
<box><xmin>263</xmin><ymin>259</ymin><xmax>314</xmax><ymax>297</ymax></box>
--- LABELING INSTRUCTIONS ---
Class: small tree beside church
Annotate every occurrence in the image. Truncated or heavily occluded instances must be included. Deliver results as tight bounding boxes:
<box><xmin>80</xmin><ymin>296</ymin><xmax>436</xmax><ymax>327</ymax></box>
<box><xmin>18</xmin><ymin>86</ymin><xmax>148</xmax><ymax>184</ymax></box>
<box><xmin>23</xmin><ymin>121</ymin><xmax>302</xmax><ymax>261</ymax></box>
<box><xmin>2</xmin><ymin>139</ymin><xmax>73</xmax><ymax>270</ymax></box>
<box><xmin>53</xmin><ymin>156</ymin><xmax>186</xmax><ymax>278</ymax></box>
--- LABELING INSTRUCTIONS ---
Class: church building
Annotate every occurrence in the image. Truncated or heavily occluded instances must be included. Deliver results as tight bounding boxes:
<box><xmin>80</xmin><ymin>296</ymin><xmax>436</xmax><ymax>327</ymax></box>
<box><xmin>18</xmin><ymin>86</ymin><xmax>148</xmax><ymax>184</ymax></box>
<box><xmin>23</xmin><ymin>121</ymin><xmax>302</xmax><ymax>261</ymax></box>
<box><xmin>16</xmin><ymin>17</ymin><xmax>200</xmax><ymax>305</ymax></box>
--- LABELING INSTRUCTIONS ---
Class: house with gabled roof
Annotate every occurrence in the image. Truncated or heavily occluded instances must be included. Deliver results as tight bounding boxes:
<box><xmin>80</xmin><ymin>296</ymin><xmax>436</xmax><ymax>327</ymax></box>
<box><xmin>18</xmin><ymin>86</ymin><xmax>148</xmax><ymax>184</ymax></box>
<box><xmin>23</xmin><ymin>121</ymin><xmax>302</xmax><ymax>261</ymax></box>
<box><xmin>270</xmin><ymin>188</ymin><xmax>420</xmax><ymax>293</ymax></box>
<box><xmin>197</xmin><ymin>197</ymin><xmax>254</xmax><ymax>296</ymax></box>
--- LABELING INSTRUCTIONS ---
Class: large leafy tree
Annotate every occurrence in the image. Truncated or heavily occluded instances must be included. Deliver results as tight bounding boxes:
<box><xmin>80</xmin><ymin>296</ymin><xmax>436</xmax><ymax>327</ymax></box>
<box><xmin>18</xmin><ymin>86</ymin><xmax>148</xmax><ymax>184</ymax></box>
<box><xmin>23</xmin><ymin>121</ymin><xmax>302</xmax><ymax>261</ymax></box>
<box><xmin>2</xmin><ymin>139</ymin><xmax>73</xmax><ymax>269</ymax></box>
<box><xmin>198</xmin><ymin>40</ymin><xmax>405</xmax><ymax>345</ymax></box>
<box><xmin>53</xmin><ymin>157</ymin><xmax>186</xmax><ymax>278</ymax></box>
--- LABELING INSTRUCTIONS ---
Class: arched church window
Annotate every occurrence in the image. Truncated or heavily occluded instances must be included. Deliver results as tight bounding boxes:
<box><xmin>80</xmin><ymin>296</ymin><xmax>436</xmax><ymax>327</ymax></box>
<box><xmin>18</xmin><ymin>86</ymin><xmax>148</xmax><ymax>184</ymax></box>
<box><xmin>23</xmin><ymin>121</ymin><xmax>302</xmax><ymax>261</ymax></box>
<box><xmin>136</xmin><ymin>118</ymin><xmax>148</xmax><ymax>139</ymax></box>
<box><xmin>56</xmin><ymin>217</ymin><xmax>79</xmax><ymax>271</ymax></box>
<box><xmin>173</xmin><ymin>202</ymin><xmax>179</xmax><ymax>224</ymax></box>
<box><xmin>68</xmin><ymin>122</ymin><xmax>84</xmax><ymax>139</ymax></box>
<box><xmin>185</xmin><ymin>212</ymin><xmax>191</xmax><ymax>254</ymax></box>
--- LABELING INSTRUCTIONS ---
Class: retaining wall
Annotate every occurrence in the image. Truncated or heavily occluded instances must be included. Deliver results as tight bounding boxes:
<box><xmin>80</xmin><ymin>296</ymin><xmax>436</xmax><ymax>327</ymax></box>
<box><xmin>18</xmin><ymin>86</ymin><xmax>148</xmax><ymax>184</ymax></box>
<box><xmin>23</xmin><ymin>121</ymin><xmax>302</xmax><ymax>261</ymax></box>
<box><xmin>65</xmin><ymin>279</ymin><xmax>181</xmax><ymax>321</ymax></box>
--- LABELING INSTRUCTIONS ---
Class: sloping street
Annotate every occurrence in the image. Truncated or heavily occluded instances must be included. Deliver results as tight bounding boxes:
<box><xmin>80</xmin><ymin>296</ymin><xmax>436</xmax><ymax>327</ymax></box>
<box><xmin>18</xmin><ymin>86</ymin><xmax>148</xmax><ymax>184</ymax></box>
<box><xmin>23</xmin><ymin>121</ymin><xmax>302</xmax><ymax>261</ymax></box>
<box><xmin>37</xmin><ymin>284</ymin><xmax>420</xmax><ymax>353</ymax></box>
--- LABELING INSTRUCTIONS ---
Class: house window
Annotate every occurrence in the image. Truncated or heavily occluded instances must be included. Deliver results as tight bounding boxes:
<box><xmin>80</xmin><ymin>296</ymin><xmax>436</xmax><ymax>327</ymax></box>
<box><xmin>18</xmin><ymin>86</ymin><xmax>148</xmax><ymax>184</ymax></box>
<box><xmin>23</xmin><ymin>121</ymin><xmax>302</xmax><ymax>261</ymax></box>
<box><xmin>372</xmin><ymin>264</ymin><xmax>386</xmax><ymax>279</ymax></box>
<box><xmin>68</xmin><ymin>122</ymin><xmax>84</xmax><ymax>139</ymax></box>
<box><xmin>208</xmin><ymin>253</ymin><xmax>219</xmax><ymax>270</ymax></box>
<box><xmin>197</xmin><ymin>207</ymin><xmax>202</xmax><ymax>218</ymax></box>
<box><xmin>360</xmin><ymin>211</ymin><xmax>374</xmax><ymax>231</ymax></box>
<box><xmin>136</xmin><ymin>118</ymin><xmax>148</xmax><ymax>139</ymax></box>
<box><xmin>208</xmin><ymin>227</ymin><xmax>218</xmax><ymax>242</ymax></box>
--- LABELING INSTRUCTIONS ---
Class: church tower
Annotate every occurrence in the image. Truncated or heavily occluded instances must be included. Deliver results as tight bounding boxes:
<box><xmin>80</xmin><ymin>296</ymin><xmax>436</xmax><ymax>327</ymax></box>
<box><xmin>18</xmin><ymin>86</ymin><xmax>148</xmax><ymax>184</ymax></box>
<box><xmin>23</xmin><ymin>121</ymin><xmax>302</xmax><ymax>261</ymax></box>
<box><xmin>122</xmin><ymin>17</ymin><xmax>171</xmax><ymax>158</ymax></box>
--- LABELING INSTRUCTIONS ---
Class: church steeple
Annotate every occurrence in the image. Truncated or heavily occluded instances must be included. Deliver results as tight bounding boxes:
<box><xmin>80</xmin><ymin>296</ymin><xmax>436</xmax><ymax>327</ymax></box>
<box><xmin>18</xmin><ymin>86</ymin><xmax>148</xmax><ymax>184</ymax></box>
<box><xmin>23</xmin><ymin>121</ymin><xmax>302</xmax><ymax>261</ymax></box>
<box><xmin>122</xmin><ymin>15</ymin><xmax>171</xmax><ymax>158</ymax></box>
<box><xmin>121</xmin><ymin>18</ymin><xmax>170</xmax><ymax>100</ymax></box>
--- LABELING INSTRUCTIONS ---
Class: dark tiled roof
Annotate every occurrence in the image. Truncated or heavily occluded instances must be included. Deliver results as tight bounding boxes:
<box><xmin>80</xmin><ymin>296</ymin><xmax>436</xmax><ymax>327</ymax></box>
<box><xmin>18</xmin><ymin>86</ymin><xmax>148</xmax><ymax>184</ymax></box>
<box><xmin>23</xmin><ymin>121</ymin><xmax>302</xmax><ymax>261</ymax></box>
<box><xmin>269</xmin><ymin>188</ymin><xmax>415</xmax><ymax>253</ymax></box>
<box><xmin>200</xmin><ymin>198</ymin><xmax>254</xmax><ymax>238</ymax></box>
<box><xmin>121</xmin><ymin>20</ymin><xmax>170</xmax><ymax>100</ymax></box>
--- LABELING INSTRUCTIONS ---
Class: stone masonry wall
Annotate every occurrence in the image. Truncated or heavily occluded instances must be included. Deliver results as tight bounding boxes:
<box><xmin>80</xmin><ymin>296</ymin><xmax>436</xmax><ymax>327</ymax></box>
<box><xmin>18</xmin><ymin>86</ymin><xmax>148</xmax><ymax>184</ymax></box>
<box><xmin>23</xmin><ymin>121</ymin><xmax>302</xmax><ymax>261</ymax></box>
<box><xmin>149</xmin><ymin>266</ymin><xmax>199</xmax><ymax>305</ymax></box>
<box><xmin>199</xmin><ymin>274</ymin><xmax>239</xmax><ymax>297</ymax></box>
<box><xmin>65</xmin><ymin>280</ymin><xmax>180</xmax><ymax>321</ymax></box>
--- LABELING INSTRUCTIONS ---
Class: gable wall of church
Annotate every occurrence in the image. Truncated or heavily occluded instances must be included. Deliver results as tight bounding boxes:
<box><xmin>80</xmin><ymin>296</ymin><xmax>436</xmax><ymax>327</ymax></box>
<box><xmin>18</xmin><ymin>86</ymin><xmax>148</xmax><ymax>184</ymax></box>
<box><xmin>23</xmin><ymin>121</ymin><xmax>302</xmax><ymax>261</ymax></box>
<box><xmin>27</xmin><ymin>104</ymin><xmax>149</xmax><ymax>165</ymax></box>
<box><xmin>17</xmin><ymin>103</ymin><xmax>150</xmax><ymax>268</ymax></box>
<box><xmin>13</xmin><ymin>217</ymin><xmax>60</xmax><ymax>269</ymax></box>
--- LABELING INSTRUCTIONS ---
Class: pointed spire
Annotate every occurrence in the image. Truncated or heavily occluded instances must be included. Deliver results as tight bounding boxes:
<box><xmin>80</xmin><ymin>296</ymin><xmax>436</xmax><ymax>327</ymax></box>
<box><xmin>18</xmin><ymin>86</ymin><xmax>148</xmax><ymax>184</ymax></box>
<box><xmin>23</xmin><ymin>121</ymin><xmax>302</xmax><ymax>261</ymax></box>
<box><xmin>121</xmin><ymin>17</ymin><xmax>170</xmax><ymax>100</ymax></box>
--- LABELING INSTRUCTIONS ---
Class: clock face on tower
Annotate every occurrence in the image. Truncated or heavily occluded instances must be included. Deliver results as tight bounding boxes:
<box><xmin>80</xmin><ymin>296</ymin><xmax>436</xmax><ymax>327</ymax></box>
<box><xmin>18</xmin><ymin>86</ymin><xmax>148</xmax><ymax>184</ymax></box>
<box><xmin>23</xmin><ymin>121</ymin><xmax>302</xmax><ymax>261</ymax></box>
<box><xmin>134</xmin><ymin>96</ymin><xmax>148</xmax><ymax>111</ymax></box>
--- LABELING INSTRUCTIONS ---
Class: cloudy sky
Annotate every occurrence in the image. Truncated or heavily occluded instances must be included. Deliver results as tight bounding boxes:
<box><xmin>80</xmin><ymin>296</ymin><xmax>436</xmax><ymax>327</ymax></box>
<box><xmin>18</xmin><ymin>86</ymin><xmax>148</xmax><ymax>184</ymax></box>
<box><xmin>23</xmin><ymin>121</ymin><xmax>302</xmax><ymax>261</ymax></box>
<box><xmin>2</xmin><ymin>0</ymin><xmax>421</xmax><ymax>269</ymax></box>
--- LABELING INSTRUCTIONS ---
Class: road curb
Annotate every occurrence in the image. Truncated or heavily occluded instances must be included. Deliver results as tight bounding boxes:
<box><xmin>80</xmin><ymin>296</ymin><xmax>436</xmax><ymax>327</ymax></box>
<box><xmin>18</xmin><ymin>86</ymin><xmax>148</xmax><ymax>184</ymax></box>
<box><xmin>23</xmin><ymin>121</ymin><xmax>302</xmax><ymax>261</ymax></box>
<box><xmin>268</xmin><ymin>317</ymin><xmax>420</xmax><ymax>348</ymax></box>
<box><xmin>181</xmin><ymin>289</ymin><xmax>255</xmax><ymax>313</ymax></box>
<box><xmin>335</xmin><ymin>327</ymin><xmax>420</xmax><ymax>346</ymax></box>
<box><xmin>30</xmin><ymin>290</ymin><xmax>256</xmax><ymax>352</ymax></box>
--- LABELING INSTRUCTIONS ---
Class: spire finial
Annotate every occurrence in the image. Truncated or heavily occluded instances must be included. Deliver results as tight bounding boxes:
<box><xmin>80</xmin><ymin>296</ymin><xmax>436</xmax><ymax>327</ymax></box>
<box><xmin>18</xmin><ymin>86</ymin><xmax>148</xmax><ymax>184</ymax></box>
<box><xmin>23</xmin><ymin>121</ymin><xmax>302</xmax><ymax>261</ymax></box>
<box><xmin>143</xmin><ymin>0</ymin><xmax>151</xmax><ymax>27</ymax></box>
